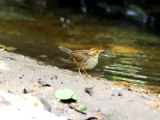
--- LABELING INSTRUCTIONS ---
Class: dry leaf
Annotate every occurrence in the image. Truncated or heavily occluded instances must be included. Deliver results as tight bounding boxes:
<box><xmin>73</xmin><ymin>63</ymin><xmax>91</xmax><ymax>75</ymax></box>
<box><xmin>96</xmin><ymin>112</ymin><xmax>106</xmax><ymax>120</ymax></box>
<box><xmin>34</xmin><ymin>82</ymin><xmax>41</xmax><ymax>90</ymax></box>
<box><xmin>114</xmin><ymin>81</ymin><xmax>131</xmax><ymax>89</ymax></box>
<box><xmin>150</xmin><ymin>102</ymin><xmax>160</xmax><ymax>108</ymax></box>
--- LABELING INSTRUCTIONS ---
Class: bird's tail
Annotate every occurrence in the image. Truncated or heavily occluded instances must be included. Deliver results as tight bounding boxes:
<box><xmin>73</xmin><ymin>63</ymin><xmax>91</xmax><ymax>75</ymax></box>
<box><xmin>58</xmin><ymin>46</ymin><xmax>72</xmax><ymax>54</ymax></box>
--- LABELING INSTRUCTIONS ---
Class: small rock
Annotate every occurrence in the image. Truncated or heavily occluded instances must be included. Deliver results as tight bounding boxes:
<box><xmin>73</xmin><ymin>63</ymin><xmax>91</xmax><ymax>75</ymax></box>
<box><xmin>128</xmin><ymin>88</ymin><xmax>132</xmax><ymax>91</ymax></box>
<box><xmin>38</xmin><ymin>80</ymin><xmax>51</xmax><ymax>87</ymax></box>
<box><xmin>118</xmin><ymin>92</ymin><xmax>122</xmax><ymax>96</ymax></box>
<box><xmin>23</xmin><ymin>88</ymin><xmax>34</xmax><ymax>94</ymax></box>
<box><xmin>86</xmin><ymin>117</ymin><xmax>98</xmax><ymax>120</ymax></box>
<box><xmin>111</xmin><ymin>94</ymin><xmax>115</xmax><ymax>96</ymax></box>
<box><xmin>85</xmin><ymin>87</ymin><xmax>93</xmax><ymax>96</ymax></box>
<box><xmin>40</xmin><ymin>98</ymin><xmax>52</xmax><ymax>111</ymax></box>
<box><xmin>51</xmin><ymin>75</ymin><xmax>58</xmax><ymax>80</ymax></box>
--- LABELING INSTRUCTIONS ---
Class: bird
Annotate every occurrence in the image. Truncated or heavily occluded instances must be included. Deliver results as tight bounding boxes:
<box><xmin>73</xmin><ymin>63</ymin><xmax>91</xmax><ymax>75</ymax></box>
<box><xmin>58</xmin><ymin>46</ymin><xmax>104</xmax><ymax>76</ymax></box>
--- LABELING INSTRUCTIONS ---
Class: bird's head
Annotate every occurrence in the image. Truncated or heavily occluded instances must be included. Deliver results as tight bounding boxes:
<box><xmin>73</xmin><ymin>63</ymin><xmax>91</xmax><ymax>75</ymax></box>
<box><xmin>88</xmin><ymin>48</ymin><xmax>104</xmax><ymax>56</ymax></box>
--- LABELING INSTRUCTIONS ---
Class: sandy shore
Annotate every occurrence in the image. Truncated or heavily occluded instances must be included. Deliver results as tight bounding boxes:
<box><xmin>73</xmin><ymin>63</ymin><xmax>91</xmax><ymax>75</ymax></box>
<box><xmin>0</xmin><ymin>50</ymin><xmax>160</xmax><ymax>120</ymax></box>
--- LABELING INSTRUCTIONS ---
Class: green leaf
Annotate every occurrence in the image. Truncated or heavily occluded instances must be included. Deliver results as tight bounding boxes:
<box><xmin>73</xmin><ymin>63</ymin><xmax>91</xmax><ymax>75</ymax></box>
<box><xmin>55</xmin><ymin>88</ymin><xmax>76</xmax><ymax>100</ymax></box>
<box><xmin>77</xmin><ymin>103</ymin><xmax>87</xmax><ymax>111</ymax></box>
<box><xmin>72</xmin><ymin>94</ymin><xmax>77</xmax><ymax>100</ymax></box>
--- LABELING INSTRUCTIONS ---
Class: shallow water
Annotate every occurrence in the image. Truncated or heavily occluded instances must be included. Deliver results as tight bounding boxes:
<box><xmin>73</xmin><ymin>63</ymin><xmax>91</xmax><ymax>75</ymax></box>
<box><xmin>0</xmin><ymin>15</ymin><xmax>159</xmax><ymax>93</ymax></box>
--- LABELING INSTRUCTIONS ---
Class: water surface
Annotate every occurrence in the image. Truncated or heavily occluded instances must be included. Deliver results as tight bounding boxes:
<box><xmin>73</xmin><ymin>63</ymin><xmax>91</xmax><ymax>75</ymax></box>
<box><xmin>0</xmin><ymin>15</ymin><xmax>159</xmax><ymax>93</ymax></box>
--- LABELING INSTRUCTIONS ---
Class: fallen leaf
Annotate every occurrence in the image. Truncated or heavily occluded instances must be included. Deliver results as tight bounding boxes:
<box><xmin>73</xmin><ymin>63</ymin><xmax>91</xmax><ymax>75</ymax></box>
<box><xmin>150</xmin><ymin>102</ymin><xmax>160</xmax><ymax>108</ymax></box>
<box><xmin>96</xmin><ymin>112</ymin><xmax>106</xmax><ymax>120</ymax></box>
<box><xmin>77</xmin><ymin>103</ymin><xmax>87</xmax><ymax>111</ymax></box>
<box><xmin>34</xmin><ymin>82</ymin><xmax>41</xmax><ymax>90</ymax></box>
<box><xmin>55</xmin><ymin>88</ymin><xmax>77</xmax><ymax>101</ymax></box>
<box><xmin>114</xmin><ymin>81</ymin><xmax>131</xmax><ymax>89</ymax></box>
<box><xmin>72</xmin><ymin>94</ymin><xmax>77</xmax><ymax>101</ymax></box>
<box><xmin>69</xmin><ymin>103</ymin><xmax>87</xmax><ymax>114</ymax></box>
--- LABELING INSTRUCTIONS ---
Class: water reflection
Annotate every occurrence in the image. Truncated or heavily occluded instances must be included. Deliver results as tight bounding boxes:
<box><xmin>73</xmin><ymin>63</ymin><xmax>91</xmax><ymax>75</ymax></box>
<box><xmin>98</xmin><ymin>47</ymin><xmax>160</xmax><ymax>93</ymax></box>
<box><xmin>0</xmin><ymin>16</ymin><xmax>159</xmax><ymax>93</ymax></box>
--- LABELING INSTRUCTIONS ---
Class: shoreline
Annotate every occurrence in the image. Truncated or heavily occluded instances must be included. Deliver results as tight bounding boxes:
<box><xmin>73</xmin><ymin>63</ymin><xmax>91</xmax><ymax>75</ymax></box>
<box><xmin>0</xmin><ymin>50</ymin><xmax>160</xmax><ymax>120</ymax></box>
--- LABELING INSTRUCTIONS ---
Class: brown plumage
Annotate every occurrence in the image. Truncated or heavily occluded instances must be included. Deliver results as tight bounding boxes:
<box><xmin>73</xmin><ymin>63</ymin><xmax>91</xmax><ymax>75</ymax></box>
<box><xmin>59</xmin><ymin>46</ymin><xmax>103</xmax><ymax>76</ymax></box>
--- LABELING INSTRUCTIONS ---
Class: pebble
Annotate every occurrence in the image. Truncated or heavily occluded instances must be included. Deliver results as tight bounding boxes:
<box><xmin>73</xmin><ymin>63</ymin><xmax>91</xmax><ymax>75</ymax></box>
<box><xmin>85</xmin><ymin>87</ymin><xmax>93</xmax><ymax>96</ymax></box>
<box><xmin>118</xmin><ymin>92</ymin><xmax>123</xmax><ymax>96</ymax></box>
<box><xmin>111</xmin><ymin>94</ymin><xmax>115</xmax><ymax>96</ymax></box>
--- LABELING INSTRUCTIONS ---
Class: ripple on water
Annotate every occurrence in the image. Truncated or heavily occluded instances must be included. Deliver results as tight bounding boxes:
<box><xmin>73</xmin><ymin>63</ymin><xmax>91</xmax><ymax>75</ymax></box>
<box><xmin>101</xmin><ymin>50</ymin><xmax>160</xmax><ymax>92</ymax></box>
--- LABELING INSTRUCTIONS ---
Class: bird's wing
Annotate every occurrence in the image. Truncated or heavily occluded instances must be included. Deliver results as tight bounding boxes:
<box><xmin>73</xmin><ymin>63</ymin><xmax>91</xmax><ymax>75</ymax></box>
<box><xmin>71</xmin><ymin>50</ymin><xmax>91</xmax><ymax>62</ymax></box>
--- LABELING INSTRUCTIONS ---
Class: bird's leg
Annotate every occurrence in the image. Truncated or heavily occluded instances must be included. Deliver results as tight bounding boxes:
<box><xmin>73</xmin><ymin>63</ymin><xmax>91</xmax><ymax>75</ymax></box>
<box><xmin>82</xmin><ymin>69</ymin><xmax>90</xmax><ymax>77</ymax></box>
<box><xmin>73</xmin><ymin>58</ymin><xmax>82</xmax><ymax>76</ymax></box>
<box><xmin>83</xmin><ymin>69</ymin><xmax>88</xmax><ymax>76</ymax></box>
<box><xmin>78</xmin><ymin>67</ymin><xmax>82</xmax><ymax>76</ymax></box>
